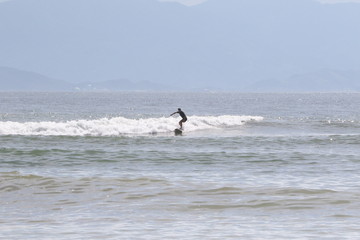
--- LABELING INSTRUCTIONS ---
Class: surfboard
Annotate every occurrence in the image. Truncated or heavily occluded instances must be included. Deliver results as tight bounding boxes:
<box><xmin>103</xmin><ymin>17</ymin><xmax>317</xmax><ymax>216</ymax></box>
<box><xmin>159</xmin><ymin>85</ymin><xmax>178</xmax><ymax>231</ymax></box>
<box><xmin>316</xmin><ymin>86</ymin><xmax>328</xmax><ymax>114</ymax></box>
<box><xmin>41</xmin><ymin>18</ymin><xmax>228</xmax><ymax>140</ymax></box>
<box><xmin>174</xmin><ymin>128</ymin><xmax>182</xmax><ymax>136</ymax></box>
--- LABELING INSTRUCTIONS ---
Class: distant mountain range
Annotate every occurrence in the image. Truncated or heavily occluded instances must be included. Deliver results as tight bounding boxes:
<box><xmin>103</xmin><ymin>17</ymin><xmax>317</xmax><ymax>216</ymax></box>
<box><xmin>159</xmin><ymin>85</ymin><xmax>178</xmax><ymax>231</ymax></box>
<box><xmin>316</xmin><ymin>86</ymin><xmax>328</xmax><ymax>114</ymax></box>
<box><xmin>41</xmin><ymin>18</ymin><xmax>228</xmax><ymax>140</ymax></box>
<box><xmin>0</xmin><ymin>67</ymin><xmax>71</xmax><ymax>91</ymax></box>
<box><xmin>1</xmin><ymin>66</ymin><xmax>359</xmax><ymax>92</ymax></box>
<box><xmin>246</xmin><ymin>70</ymin><xmax>360</xmax><ymax>92</ymax></box>
<box><xmin>0</xmin><ymin>67</ymin><xmax>170</xmax><ymax>91</ymax></box>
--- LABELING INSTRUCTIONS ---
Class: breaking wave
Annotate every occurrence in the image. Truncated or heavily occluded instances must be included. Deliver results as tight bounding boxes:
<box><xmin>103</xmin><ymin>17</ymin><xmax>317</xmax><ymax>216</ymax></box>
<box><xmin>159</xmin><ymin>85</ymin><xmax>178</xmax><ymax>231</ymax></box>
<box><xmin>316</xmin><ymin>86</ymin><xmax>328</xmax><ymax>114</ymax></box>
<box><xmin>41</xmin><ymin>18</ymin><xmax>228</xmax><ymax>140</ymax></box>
<box><xmin>0</xmin><ymin>115</ymin><xmax>263</xmax><ymax>136</ymax></box>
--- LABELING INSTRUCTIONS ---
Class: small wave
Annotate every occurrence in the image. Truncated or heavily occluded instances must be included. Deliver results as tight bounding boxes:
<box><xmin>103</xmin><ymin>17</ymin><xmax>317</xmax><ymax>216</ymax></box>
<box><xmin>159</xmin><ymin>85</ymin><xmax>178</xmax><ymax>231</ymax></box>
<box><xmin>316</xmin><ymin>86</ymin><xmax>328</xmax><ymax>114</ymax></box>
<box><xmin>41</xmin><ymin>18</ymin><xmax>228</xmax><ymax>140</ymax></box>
<box><xmin>0</xmin><ymin>115</ymin><xmax>263</xmax><ymax>136</ymax></box>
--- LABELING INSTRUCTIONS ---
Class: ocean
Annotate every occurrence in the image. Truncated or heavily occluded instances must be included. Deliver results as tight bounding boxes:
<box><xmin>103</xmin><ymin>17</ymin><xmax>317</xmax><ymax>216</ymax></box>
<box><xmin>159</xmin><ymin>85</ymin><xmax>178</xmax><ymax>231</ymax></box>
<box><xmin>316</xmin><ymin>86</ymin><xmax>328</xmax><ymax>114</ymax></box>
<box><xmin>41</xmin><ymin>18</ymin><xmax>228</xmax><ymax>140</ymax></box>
<box><xmin>1</xmin><ymin>92</ymin><xmax>360</xmax><ymax>239</ymax></box>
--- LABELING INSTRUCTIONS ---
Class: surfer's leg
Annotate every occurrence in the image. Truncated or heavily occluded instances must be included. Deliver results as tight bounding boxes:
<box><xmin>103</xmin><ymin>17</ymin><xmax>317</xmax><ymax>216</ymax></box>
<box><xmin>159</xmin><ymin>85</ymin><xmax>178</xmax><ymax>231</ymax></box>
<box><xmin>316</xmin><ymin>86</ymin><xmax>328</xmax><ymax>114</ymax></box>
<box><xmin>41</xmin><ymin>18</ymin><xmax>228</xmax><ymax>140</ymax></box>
<box><xmin>179</xmin><ymin>120</ymin><xmax>183</xmax><ymax>129</ymax></box>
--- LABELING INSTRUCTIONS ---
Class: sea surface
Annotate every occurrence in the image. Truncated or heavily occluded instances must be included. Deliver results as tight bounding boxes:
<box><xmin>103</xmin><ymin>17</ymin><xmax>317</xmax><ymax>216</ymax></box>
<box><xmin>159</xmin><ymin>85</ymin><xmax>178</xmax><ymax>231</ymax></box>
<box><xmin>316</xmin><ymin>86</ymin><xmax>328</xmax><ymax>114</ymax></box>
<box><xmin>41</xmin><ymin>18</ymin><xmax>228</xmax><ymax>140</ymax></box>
<box><xmin>1</xmin><ymin>92</ymin><xmax>360</xmax><ymax>239</ymax></box>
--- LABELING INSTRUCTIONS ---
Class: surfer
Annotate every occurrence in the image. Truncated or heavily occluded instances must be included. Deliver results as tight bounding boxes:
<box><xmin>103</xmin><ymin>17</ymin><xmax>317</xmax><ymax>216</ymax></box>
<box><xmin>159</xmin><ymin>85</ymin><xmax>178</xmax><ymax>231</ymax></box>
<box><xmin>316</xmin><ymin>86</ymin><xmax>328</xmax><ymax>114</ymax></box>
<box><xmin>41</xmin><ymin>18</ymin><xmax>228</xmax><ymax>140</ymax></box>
<box><xmin>170</xmin><ymin>108</ymin><xmax>187</xmax><ymax>130</ymax></box>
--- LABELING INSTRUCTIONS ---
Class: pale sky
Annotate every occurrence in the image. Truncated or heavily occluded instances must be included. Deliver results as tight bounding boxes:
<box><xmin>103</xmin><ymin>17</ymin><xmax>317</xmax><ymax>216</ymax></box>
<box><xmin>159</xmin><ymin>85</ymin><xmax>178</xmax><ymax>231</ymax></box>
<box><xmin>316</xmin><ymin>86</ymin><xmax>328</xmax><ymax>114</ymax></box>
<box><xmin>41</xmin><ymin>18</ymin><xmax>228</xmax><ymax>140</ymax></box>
<box><xmin>1</xmin><ymin>0</ymin><xmax>360</xmax><ymax>4</ymax></box>
<box><xmin>158</xmin><ymin>0</ymin><xmax>208</xmax><ymax>6</ymax></box>
<box><xmin>158</xmin><ymin>0</ymin><xmax>360</xmax><ymax>6</ymax></box>
<box><xmin>318</xmin><ymin>0</ymin><xmax>360</xmax><ymax>3</ymax></box>
<box><xmin>1</xmin><ymin>0</ymin><xmax>359</xmax><ymax>91</ymax></box>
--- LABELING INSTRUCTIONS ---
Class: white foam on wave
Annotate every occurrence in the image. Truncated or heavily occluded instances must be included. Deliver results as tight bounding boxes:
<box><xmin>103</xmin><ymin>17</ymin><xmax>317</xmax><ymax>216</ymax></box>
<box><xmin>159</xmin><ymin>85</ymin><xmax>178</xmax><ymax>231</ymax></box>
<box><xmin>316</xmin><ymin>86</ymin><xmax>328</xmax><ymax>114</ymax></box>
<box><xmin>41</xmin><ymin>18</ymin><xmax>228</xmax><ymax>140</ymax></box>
<box><xmin>0</xmin><ymin>115</ymin><xmax>263</xmax><ymax>136</ymax></box>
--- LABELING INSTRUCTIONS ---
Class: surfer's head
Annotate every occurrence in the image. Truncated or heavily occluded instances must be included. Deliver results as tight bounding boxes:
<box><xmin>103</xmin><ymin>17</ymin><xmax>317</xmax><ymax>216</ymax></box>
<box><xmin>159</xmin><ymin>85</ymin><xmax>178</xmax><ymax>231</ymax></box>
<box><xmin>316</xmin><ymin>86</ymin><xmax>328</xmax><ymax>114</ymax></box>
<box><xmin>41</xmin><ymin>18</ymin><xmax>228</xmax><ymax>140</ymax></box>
<box><xmin>178</xmin><ymin>108</ymin><xmax>181</xmax><ymax>111</ymax></box>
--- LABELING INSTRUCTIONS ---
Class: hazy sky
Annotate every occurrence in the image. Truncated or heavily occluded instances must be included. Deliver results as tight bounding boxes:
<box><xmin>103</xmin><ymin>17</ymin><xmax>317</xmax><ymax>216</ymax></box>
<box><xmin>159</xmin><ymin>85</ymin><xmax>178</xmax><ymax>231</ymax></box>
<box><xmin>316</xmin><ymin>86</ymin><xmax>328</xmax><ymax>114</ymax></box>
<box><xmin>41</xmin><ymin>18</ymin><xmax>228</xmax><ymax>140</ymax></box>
<box><xmin>1</xmin><ymin>0</ymin><xmax>360</xmax><ymax>91</ymax></box>
<box><xmin>161</xmin><ymin>0</ymin><xmax>360</xmax><ymax>6</ymax></box>
<box><xmin>317</xmin><ymin>0</ymin><xmax>360</xmax><ymax>3</ymax></box>
<box><xmin>158</xmin><ymin>0</ymin><xmax>208</xmax><ymax>6</ymax></box>
<box><xmin>1</xmin><ymin>0</ymin><xmax>360</xmax><ymax>5</ymax></box>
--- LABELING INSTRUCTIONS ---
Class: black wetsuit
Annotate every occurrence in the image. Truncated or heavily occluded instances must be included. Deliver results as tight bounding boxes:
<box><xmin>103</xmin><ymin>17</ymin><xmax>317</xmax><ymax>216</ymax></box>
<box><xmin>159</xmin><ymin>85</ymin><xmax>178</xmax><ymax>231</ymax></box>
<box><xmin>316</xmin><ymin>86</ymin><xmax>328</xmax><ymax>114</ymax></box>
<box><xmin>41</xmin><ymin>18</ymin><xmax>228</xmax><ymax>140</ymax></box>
<box><xmin>178</xmin><ymin>110</ymin><xmax>187</xmax><ymax>122</ymax></box>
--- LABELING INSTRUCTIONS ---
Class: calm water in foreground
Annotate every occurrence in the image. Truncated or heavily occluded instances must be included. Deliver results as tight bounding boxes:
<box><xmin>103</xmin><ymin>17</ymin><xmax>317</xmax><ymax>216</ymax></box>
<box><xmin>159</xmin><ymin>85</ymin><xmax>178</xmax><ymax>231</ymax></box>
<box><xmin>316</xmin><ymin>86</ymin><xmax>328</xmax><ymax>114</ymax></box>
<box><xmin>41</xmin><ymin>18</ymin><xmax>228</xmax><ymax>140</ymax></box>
<box><xmin>1</xmin><ymin>92</ymin><xmax>360</xmax><ymax>239</ymax></box>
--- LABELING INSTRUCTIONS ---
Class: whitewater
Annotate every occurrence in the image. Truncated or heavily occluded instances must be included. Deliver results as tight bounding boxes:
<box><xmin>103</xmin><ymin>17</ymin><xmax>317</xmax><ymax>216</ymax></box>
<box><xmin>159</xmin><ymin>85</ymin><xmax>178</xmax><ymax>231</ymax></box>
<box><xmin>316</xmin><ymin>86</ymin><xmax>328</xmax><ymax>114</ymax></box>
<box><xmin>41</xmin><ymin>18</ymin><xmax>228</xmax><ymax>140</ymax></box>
<box><xmin>0</xmin><ymin>115</ymin><xmax>262</xmax><ymax>136</ymax></box>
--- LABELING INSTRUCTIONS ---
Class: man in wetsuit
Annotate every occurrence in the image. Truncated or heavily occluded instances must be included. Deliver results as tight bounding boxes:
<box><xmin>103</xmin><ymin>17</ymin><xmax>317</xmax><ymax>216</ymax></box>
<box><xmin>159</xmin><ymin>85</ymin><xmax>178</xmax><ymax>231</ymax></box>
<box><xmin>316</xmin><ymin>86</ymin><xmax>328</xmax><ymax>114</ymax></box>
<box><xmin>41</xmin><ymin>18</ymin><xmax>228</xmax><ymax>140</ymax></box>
<box><xmin>170</xmin><ymin>108</ymin><xmax>187</xmax><ymax>130</ymax></box>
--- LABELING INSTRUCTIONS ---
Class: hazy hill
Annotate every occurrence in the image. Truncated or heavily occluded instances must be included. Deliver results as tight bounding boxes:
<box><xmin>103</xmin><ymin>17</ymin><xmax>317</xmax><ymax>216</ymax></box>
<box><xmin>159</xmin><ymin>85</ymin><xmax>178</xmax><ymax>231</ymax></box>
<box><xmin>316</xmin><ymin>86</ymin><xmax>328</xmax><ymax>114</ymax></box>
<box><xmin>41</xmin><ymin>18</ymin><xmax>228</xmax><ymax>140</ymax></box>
<box><xmin>247</xmin><ymin>70</ymin><xmax>360</xmax><ymax>92</ymax></box>
<box><xmin>0</xmin><ymin>67</ymin><xmax>73</xmax><ymax>91</ymax></box>
<box><xmin>1</xmin><ymin>66</ymin><xmax>359</xmax><ymax>92</ymax></box>
<box><xmin>0</xmin><ymin>0</ymin><xmax>360</xmax><ymax>91</ymax></box>
<box><xmin>0</xmin><ymin>67</ymin><xmax>170</xmax><ymax>91</ymax></box>
<box><xmin>74</xmin><ymin>79</ymin><xmax>170</xmax><ymax>91</ymax></box>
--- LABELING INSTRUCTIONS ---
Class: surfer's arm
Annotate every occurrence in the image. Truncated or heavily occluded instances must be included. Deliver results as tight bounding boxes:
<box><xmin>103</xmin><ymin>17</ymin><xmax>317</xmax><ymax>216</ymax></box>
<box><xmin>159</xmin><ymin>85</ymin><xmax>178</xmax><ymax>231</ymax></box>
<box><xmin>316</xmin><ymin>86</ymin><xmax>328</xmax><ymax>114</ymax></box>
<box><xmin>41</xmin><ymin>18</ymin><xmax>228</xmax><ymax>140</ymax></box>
<box><xmin>170</xmin><ymin>111</ymin><xmax>178</xmax><ymax>116</ymax></box>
